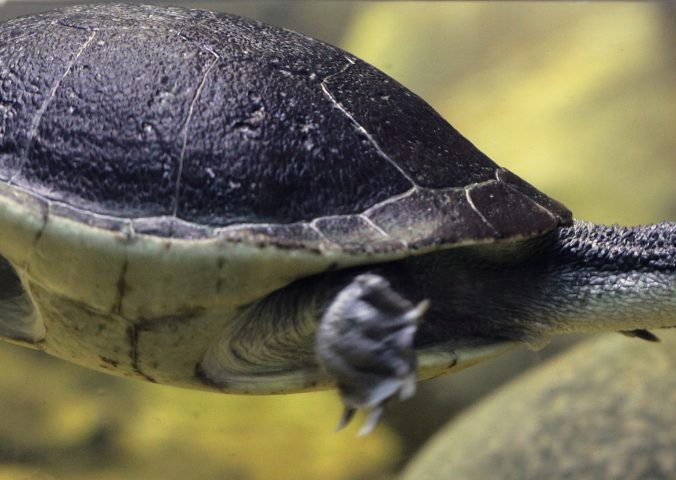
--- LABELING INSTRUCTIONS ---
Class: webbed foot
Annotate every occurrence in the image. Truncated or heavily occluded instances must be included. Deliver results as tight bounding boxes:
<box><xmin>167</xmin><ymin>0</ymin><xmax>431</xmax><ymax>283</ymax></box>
<box><xmin>316</xmin><ymin>273</ymin><xmax>428</xmax><ymax>435</ymax></box>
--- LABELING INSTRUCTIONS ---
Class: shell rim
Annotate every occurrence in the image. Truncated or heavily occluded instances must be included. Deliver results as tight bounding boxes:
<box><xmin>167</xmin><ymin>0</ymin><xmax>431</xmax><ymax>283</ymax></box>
<box><xmin>0</xmin><ymin>169</ymin><xmax>570</xmax><ymax>258</ymax></box>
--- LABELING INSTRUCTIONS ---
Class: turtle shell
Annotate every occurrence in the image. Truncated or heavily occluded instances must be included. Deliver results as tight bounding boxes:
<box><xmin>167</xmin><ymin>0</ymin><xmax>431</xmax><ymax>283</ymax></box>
<box><xmin>0</xmin><ymin>4</ymin><xmax>571</xmax><ymax>255</ymax></box>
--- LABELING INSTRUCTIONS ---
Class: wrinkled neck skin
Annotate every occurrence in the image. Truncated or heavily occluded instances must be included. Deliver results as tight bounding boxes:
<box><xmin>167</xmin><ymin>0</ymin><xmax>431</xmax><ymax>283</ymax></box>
<box><xmin>407</xmin><ymin>220</ymin><xmax>676</xmax><ymax>348</ymax></box>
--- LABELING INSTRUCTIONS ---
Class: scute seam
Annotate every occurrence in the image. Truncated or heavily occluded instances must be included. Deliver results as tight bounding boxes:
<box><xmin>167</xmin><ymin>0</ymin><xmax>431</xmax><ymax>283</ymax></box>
<box><xmin>307</xmin><ymin>222</ymin><xmax>332</xmax><ymax>245</ymax></box>
<box><xmin>0</xmin><ymin>170</ymin><xmax>562</xmax><ymax>252</ymax></box>
<box><xmin>495</xmin><ymin>168</ymin><xmax>562</xmax><ymax>224</ymax></box>
<box><xmin>357</xmin><ymin>214</ymin><xmax>391</xmax><ymax>239</ymax></box>
<box><xmin>9</xmin><ymin>28</ymin><xmax>97</xmax><ymax>183</ymax></box>
<box><xmin>126</xmin><ymin>324</ymin><xmax>157</xmax><ymax>383</ymax></box>
<box><xmin>171</xmin><ymin>37</ymin><xmax>220</xmax><ymax>219</ymax></box>
<box><xmin>0</xmin><ymin>31</ymin><xmax>40</xmax><ymax>55</ymax></box>
<box><xmin>464</xmin><ymin>183</ymin><xmax>499</xmax><ymax>235</ymax></box>
<box><xmin>320</xmin><ymin>56</ymin><xmax>418</xmax><ymax>188</ymax></box>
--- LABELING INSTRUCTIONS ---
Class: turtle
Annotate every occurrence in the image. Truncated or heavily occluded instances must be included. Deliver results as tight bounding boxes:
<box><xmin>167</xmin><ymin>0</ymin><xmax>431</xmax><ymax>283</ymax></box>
<box><xmin>0</xmin><ymin>4</ymin><xmax>673</xmax><ymax>435</ymax></box>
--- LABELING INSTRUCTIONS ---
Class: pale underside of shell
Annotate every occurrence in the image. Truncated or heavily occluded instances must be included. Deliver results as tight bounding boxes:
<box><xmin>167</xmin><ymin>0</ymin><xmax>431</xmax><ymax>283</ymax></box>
<box><xmin>0</xmin><ymin>182</ymin><xmax>521</xmax><ymax>393</ymax></box>
<box><xmin>0</xmin><ymin>4</ymin><xmax>570</xmax><ymax>392</ymax></box>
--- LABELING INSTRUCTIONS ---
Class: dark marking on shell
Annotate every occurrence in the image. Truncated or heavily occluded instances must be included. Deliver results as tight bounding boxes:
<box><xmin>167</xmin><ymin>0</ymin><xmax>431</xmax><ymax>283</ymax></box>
<box><xmin>448</xmin><ymin>355</ymin><xmax>458</xmax><ymax>369</ymax></box>
<box><xmin>218</xmin><ymin>230</ymin><xmax>325</xmax><ymax>254</ymax></box>
<box><xmin>32</xmin><ymin>202</ymin><xmax>50</xmax><ymax>247</ymax></box>
<box><xmin>112</xmin><ymin>259</ymin><xmax>128</xmax><ymax>315</ymax></box>
<box><xmin>99</xmin><ymin>355</ymin><xmax>119</xmax><ymax>367</ymax></box>
<box><xmin>134</xmin><ymin>306</ymin><xmax>206</xmax><ymax>327</ymax></box>
<box><xmin>126</xmin><ymin>324</ymin><xmax>157</xmax><ymax>383</ymax></box>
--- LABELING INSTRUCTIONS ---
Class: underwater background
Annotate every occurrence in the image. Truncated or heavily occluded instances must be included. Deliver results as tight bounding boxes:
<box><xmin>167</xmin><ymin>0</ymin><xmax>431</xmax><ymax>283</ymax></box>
<box><xmin>0</xmin><ymin>2</ymin><xmax>674</xmax><ymax>479</ymax></box>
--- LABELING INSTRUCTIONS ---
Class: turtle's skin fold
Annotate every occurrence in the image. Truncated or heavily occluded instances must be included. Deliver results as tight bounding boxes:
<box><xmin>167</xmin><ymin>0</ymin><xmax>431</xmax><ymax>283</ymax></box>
<box><xmin>0</xmin><ymin>4</ymin><xmax>673</xmax><ymax>433</ymax></box>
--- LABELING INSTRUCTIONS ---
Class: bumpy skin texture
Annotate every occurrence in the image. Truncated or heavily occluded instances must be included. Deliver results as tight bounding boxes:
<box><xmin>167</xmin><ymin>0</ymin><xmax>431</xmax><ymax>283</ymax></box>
<box><xmin>405</xmin><ymin>221</ymin><xmax>676</xmax><ymax>347</ymax></box>
<box><xmin>0</xmin><ymin>4</ymin><xmax>570</xmax><ymax>248</ymax></box>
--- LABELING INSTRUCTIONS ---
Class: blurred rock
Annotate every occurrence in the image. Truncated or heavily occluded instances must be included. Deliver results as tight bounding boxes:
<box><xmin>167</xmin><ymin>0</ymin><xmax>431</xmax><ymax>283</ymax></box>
<box><xmin>382</xmin><ymin>336</ymin><xmax>582</xmax><ymax>464</ymax></box>
<box><xmin>401</xmin><ymin>331</ymin><xmax>676</xmax><ymax>480</ymax></box>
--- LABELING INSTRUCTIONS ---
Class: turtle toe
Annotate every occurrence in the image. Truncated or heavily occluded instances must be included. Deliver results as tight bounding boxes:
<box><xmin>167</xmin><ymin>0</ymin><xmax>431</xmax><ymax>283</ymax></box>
<box><xmin>317</xmin><ymin>273</ymin><xmax>428</xmax><ymax>434</ymax></box>
<box><xmin>336</xmin><ymin>371</ymin><xmax>417</xmax><ymax>435</ymax></box>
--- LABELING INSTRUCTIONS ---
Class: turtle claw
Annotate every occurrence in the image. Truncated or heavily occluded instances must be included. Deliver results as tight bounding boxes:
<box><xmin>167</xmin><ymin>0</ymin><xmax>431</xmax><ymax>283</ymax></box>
<box><xmin>399</xmin><ymin>373</ymin><xmax>417</xmax><ymax>401</ymax></box>
<box><xmin>334</xmin><ymin>374</ymin><xmax>417</xmax><ymax>434</ymax></box>
<box><xmin>334</xmin><ymin>405</ymin><xmax>385</xmax><ymax>437</ymax></box>
<box><xmin>334</xmin><ymin>407</ymin><xmax>356</xmax><ymax>432</ymax></box>
<box><xmin>358</xmin><ymin>406</ymin><xmax>385</xmax><ymax>437</ymax></box>
<box><xmin>317</xmin><ymin>273</ymin><xmax>428</xmax><ymax>435</ymax></box>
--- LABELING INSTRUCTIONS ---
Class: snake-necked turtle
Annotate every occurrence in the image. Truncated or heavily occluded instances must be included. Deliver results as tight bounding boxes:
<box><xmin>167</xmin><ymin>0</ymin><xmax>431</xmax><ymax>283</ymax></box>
<box><xmin>0</xmin><ymin>4</ymin><xmax>674</xmax><ymax>434</ymax></box>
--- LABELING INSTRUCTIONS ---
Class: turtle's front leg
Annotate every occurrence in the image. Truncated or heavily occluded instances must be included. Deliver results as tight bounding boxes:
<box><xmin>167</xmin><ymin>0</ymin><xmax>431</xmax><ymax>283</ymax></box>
<box><xmin>316</xmin><ymin>273</ymin><xmax>429</xmax><ymax>435</ymax></box>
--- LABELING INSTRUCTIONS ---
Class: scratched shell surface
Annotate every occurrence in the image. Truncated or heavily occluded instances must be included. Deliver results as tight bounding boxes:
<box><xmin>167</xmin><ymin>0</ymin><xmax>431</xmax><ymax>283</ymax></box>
<box><xmin>0</xmin><ymin>4</ymin><xmax>571</xmax><ymax>253</ymax></box>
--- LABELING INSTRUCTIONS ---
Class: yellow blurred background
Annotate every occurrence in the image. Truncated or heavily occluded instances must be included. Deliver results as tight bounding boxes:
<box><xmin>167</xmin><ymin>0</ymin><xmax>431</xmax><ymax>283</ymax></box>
<box><xmin>0</xmin><ymin>2</ymin><xmax>673</xmax><ymax>479</ymax></box>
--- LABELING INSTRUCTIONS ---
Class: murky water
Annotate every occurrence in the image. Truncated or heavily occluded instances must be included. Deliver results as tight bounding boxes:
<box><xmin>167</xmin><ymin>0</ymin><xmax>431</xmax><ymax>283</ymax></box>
<box><xmin>0</xmin><ymin>2</ymin><xmax>674</xmax><ymax>479</ymax></box>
